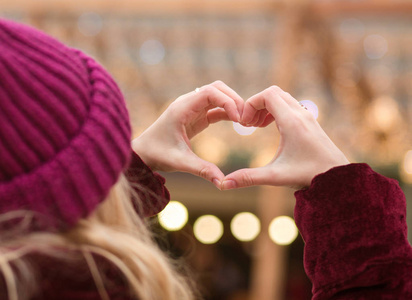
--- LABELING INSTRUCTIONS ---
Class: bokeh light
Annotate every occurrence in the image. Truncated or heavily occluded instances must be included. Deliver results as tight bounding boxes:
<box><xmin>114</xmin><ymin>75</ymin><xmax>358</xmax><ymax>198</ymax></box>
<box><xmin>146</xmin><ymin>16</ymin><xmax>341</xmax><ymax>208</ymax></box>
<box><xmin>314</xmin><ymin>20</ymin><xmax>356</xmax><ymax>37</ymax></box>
<box><xmin>404</xmin><ymin>150</ymin><xmax>412</xmax><ymax>174</ymax></box>
<box><xmin>268</xmin><ymin>216</ymin><xmax>298</xmax><ymax>246</ymax></box>
<box><xmin>158</xmin><ymin>201</ymin><xmax>188</xmax><ymax>231</ymax></box>
<box><xmin>77</xmin><ymin>12</ymin><xmax>103</xmax><ymax>37</ymax></box>
<box><xmin>193</xmin><ymin>215</ymin><xmax>224</xmax><ymax>244</ymax></box>
<box><xmin>366</xmin><ymin>96</ymin><xmax>399</xmax><ymax>131</ymax></box>
<box><xmin>194</xmin><ymin>135</ymin><xmax>229</xmax><ymax>165</ymax></box>
<box><xmin>299</xmin><ymin>100</ymin><xmax>319</xmax><ymax>119</ymax></box>
<box><xmin>233</xmin><ymin>122</ymin><xmax>257</xmax><ymax>136</ymax></box>
<box><xmin>250</xmin><ymin>147</ymin><xmax>274</xmax><ymax>168</ymax></box>
<box><xmin>339</xmin><ymin>18</ymin><xmax>365</xmax><ymax>43</ymax></box>
<box><xmin>230</xmin><ymin>212</ymin><xmax>261</xmax><ymax>242</ymax></box>
<box><xmin>364</xmin><ymin>34</ymin><xmax>388</xmax><ymax>59</ymax></box>
<box><xmin>140</xmin><ymin>39</ymin><xmax>166</xmax><ymax>65</ymax></box>
<box><xmin>401</xmin><ymin>150</ymin><xmax>412</xmax><ymax>184</ymax></box>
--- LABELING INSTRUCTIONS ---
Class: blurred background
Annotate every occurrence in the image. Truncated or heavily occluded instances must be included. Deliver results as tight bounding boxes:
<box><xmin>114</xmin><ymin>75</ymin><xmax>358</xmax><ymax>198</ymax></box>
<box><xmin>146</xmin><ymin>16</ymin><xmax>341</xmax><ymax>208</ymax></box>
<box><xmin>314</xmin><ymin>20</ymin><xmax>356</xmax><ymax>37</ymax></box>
<box><xmin>2</xmin><ymin>0</ymin><xmax>412</xmax><ymax>299</ymax></box>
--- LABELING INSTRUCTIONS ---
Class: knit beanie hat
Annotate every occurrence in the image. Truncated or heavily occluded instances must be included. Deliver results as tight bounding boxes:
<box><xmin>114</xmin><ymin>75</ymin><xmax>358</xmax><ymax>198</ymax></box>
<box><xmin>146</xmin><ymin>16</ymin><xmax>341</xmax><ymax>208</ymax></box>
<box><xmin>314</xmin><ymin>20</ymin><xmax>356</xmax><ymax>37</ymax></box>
<box><xmin>0</xmin><ymin>19</ymin><xmax>135</xmax><ymax>230</ymax></box>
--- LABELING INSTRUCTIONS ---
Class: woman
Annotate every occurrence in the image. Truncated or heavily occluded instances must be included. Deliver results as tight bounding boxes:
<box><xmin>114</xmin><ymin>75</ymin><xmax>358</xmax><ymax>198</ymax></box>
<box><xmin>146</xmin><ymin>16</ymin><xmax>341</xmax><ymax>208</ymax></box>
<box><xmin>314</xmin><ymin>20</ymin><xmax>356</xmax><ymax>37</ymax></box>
<box><xmin>0</xmin><ymin>18</ymin><xmax>243</xmax><ymax>299</ymax></box>
<box><xmin>223</xmin><ymin>86</ymin><xmax>412</xmax><ymax>299</ymax></box>
<box><xmin>3</xmin><ymin>17</ymin><xmax>411</xmax><ymax>300</ymax></box>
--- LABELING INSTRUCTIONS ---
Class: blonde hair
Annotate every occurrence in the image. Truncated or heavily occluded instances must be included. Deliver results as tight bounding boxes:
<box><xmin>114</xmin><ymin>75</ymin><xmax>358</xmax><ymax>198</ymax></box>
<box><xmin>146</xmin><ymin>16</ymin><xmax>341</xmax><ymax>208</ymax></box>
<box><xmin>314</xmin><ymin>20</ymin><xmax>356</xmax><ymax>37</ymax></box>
<box><xmin>0</xmin><ymin>175</ymin><xmax>196</xmax><ymax>300</ymax></box>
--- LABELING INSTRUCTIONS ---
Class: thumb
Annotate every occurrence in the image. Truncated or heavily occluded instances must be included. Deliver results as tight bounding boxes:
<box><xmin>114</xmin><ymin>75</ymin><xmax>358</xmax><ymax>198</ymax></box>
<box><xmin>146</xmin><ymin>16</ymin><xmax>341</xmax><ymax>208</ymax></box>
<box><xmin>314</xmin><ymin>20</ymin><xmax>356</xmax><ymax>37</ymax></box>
<box><xmin>222</xmin><ymin>166</ymin><xmax>275</xmax><ymax>190</ymax></box>
<box><xmin>179</xmin><ymin>152</ymin><xmax>225</xmax><ymax>189</ymax></box>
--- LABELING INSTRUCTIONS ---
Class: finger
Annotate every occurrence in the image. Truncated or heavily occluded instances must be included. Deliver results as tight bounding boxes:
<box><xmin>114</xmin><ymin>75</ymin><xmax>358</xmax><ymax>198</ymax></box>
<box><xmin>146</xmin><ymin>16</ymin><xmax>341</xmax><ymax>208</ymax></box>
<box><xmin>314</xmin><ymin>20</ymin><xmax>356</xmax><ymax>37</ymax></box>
<box><xmin>259</xmin><ymin>114</ymin><xmax>275</xmax><ymax>127</ymax></box>
<box><xmin>206</xmin><ymin>108</ymin><xmax>231</xmax><ymax>124</ymax></box>
<box><xmin>249</xmin><ymin>109</ymin><xmax>269</xmax><ymax>127</ymax></box>
<box><xmin>221</xmin><ymin>167</ymin><xmax>275</xmax><ymax>190</ymax></box>
<box><xmin>178</xmin><ymin>151</ymin><xmax>225</xmax><ymax>189</ymax></box>
<box><xmin>253</xmin><ymin>112</ymin><xmax>271</xmax><ymax>127</ymax></box>
<box><xmin>247</xmin><ymin>109</ymin><xmax>263</xmax><ymax>126</ymax></box>
<box><xmin>242</xmin><ymin>86</ymin><xmax>292</xmax><ymax>125</ymax></box>
<box><xmin>281</xmin><ymin>91</ymin><xmax>302</xmax><ymax>111</ymax></box>
<box><xmin>192</xmin><ymin>86</ymin><xmax>241</xmax><ymax>122</ymax></box>
<box><xmin>208</xmin><ymin>80</ymin><xmax>244</xmax><ymax>117</ymax></box>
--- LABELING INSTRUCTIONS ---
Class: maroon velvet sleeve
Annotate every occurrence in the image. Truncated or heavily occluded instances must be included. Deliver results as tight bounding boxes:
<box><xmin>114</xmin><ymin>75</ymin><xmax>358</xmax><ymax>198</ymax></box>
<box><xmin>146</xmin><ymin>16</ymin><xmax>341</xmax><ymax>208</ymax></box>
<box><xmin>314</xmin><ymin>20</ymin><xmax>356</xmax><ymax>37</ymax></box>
<box><xmin>124</xmin><ymin>152</ymin><xmax>170</xmax><ymax>217</ymax></box>
<box><xmin>294</xmin><ymin>163</ymin><xmax>412</xmax><ymax>299</ymax></box>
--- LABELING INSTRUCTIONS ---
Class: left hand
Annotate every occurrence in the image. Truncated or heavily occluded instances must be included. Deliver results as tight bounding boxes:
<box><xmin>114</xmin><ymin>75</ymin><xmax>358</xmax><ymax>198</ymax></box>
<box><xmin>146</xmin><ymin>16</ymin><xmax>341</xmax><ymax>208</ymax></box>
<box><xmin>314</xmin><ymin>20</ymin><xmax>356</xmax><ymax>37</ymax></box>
<box><xmin>132</xmin><ymin>81</ymin><xmax>244</xmax><ymax>189</ymax></box>
<box><xmin>221</xmin><ymin>86</ymin><xmax>350</xmax><ymax>190</ymax></box>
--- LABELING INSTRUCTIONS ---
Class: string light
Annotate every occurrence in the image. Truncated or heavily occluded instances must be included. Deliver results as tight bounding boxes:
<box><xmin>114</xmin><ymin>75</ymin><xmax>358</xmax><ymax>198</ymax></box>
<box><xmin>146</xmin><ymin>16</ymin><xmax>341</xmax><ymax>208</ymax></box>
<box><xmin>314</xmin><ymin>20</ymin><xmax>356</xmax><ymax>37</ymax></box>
<box><xmin>193</xmin><ymin>215</ymin><xmax>224</xmax><ymax>244</ymax></box>
<box><xmin>158</xmin><ymin>201</ymin><xmax>188</xmax><ymax>231</ymax></box>
<box><xmin>230</xmin><ymin>212</ymin><xmax>261</xmax><ymax>242</ymax></box>
<box><xmin>268</xmin><ymin>216</ymin><xmax>298</xmax><ymax>246</ymax></box>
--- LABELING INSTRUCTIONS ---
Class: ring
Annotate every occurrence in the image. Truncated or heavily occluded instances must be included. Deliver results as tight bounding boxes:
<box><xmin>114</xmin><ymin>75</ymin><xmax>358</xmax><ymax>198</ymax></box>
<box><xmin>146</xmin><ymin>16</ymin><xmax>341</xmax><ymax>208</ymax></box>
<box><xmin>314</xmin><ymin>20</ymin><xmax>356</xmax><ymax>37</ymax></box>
<box><xmin>298</xmin><ymin>101</ymin><xmax>308</xmax><ymax>110</ymax></box>
<box><xmin>195</xmin><ymin>87</ymin><xmax>200</xmax><ymax>93</ymax></box>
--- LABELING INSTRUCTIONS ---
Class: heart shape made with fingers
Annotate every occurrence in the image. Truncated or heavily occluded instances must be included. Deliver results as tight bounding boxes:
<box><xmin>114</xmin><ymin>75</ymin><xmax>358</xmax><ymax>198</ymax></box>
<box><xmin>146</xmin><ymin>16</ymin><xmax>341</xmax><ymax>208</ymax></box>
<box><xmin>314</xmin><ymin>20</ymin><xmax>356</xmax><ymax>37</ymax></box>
<box><xmin>133</xmin><ymin>83</ymin><xmax>346</xmax><ymax>192</ymax></box>
<box><xmin>192</xmin><ymin>97</ymin><xmax>321</xmax><ymax>190</ymax></box>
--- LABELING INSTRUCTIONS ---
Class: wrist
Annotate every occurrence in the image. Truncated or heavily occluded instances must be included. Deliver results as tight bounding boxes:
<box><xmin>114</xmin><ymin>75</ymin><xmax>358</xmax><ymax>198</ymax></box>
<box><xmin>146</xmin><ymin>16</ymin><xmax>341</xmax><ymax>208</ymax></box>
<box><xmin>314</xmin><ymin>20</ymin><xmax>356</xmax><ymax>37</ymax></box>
<box><xmin>131</xmin><ymin>138</ymin><xmax>157</xmax><ymax>171</ymax></box>
<box><xmin>305</xmin><ymin>158</ymin><xmax>351</xmax><ymax>188</ymax></box>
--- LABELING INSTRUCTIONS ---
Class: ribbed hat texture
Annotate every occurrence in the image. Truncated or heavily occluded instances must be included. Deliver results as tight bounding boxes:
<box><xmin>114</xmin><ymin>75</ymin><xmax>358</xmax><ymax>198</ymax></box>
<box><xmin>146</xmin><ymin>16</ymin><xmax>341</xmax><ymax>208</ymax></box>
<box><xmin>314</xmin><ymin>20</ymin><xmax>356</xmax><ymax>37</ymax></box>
<box><xmin>0</xmin><ymin>19</ymin><xmax>132</xmax><ymax>229</ymax></box>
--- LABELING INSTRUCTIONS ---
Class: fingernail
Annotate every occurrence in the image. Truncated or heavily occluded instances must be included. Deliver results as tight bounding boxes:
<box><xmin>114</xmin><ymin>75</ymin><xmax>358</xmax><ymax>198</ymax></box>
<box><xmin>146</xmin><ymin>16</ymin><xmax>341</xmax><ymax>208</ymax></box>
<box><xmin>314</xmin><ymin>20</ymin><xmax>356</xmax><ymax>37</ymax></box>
<box><xmin>222</xmin><ymin>180</ymin><xmax>237</xmax><ymax>190</ymax></box>
<box><xmin>212</xmin><ymin>179</ymin><xmax>221</xmax><ymax>190</ymax></box>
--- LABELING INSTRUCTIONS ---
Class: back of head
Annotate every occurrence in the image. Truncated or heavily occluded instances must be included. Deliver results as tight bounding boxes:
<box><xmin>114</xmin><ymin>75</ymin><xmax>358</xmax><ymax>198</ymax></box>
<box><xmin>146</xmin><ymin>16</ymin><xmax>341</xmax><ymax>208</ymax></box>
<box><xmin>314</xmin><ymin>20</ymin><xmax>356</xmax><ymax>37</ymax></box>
<box><xmin>0</xmin><ymin>19</ymin><xmax>195</xmax><ymax>300</ymax></box>
<box><xmin>0</xmin><ymin>18</ymin><xmax>132</xmax><ymax>230</ymax></box>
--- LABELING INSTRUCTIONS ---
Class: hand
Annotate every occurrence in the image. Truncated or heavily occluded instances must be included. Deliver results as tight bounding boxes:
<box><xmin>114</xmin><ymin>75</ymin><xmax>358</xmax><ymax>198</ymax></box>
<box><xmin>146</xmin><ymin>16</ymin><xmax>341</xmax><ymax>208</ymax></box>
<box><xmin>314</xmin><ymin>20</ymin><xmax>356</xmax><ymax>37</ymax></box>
<box><xmin>222</xmin><ymin>86</ymin><xmax>350</xmax><ymax>190</ymax></box>
<box><xmin>132</xmin><ymin>81</ymin><xmax>244</xmax><ymax>189</ymax></box>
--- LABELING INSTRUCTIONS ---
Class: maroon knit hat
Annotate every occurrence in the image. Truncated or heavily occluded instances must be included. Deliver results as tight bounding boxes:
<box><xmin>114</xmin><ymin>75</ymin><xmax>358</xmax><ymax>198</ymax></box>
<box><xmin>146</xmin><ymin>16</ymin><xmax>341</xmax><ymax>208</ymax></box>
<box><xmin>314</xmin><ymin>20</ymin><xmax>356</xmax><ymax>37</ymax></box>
<box><xmin>0</xmin><ymin>19</ymin><xmax>134</xmax><ymax>230</ymax></box>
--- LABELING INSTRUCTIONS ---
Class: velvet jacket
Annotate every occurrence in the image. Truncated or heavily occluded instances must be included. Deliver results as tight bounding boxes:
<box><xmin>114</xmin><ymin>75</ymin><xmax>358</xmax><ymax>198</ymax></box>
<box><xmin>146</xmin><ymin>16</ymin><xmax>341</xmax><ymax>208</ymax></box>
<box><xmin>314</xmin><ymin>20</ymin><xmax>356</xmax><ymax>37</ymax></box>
<box><xmin>21</xmin><ymin>160</ymin><xmax>412</xmax><ymax>299</ymax></box>
<box><xmin>294</xmin><ymin>163</ymin><xmax>412</xmax><ymax>299</ymax></box>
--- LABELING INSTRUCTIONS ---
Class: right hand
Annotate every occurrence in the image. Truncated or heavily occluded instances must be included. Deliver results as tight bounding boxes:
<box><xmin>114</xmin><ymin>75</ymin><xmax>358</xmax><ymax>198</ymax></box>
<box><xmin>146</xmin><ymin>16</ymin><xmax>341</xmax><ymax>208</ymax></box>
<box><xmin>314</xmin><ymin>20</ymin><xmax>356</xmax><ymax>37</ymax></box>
<box><xmin>222</xmin><ymin>86</ymin><xmax>350</xmax><ymax>190</ymax></box>
<box><xmin>132</xmin><ymin>81</ymin><xmax>244</xmax><ymax>189</ymax></box>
